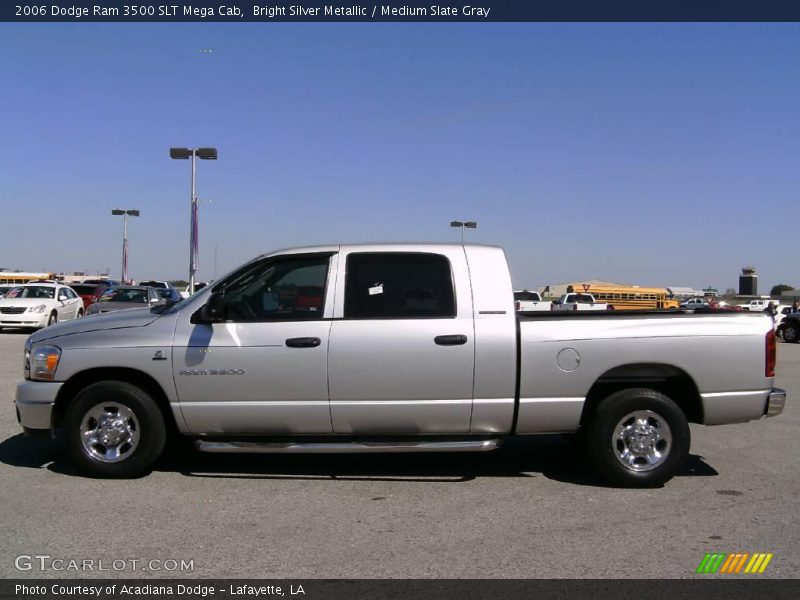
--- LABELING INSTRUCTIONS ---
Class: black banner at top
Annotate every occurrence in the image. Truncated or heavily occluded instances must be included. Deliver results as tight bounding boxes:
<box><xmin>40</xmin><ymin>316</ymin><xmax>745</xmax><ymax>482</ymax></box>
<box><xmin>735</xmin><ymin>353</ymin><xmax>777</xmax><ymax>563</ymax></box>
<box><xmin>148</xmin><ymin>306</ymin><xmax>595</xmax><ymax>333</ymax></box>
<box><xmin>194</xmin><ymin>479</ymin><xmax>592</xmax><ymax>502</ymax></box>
<box><xmin>3</xmin><ymin>0</ymin><xmax>800</xmax><ymax>22</ymax></box>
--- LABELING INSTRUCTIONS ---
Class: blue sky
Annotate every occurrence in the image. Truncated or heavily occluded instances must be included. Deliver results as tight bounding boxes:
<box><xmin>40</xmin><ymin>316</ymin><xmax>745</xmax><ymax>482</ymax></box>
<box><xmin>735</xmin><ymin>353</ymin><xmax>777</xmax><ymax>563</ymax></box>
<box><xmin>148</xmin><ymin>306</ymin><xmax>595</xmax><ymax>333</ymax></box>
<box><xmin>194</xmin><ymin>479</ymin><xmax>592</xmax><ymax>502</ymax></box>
<box><xmin>0</xmin><ymin>23</ymin><xmax>797</xmax><ymax>292</ymax></box>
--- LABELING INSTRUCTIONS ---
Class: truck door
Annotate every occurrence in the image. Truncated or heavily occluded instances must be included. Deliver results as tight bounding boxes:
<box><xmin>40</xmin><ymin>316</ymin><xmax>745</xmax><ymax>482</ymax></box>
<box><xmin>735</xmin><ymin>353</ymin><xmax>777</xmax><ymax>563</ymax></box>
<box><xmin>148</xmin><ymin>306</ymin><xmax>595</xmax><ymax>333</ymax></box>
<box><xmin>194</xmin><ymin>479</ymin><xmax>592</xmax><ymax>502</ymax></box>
<box><xmin>328</xmin><ymin>248</ymin><xmax>475</xmax><ymax>434</ymax></box>
<box><xmin>172</xmin><ymin>252</ymin><xmax>336</xmax><ymax>434</ymax></box>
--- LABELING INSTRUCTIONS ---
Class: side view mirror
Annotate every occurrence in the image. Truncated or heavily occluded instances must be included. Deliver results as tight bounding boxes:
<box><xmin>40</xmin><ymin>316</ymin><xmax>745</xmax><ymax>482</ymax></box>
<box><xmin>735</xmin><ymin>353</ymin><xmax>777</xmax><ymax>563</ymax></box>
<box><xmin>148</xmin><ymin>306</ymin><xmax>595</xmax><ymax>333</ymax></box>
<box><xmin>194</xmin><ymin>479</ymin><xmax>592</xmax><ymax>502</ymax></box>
<box><xmin>191</xmin><ymin>291</ymin><xmax>225</xmax><ymax>324</ymax></box>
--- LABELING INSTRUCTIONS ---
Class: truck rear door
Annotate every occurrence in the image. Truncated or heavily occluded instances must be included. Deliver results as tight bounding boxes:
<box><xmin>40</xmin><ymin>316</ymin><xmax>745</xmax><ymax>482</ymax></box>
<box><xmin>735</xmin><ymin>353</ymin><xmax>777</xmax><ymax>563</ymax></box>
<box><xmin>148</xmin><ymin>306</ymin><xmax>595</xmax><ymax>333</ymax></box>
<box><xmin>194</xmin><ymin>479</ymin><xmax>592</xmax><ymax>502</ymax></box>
<box><xmin>327</xmin><ymin>247</ymin><xmax>475</xmax><ymax>434</ymax></box>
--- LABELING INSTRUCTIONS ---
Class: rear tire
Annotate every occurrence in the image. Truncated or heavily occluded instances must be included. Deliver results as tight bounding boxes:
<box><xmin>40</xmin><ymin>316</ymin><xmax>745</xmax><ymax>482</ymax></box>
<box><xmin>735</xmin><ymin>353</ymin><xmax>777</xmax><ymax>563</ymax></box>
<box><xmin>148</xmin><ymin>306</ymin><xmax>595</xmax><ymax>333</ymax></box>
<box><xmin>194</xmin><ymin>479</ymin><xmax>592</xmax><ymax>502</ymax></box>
<box><xmin>63</xmin><ymin>381</ymin><xmax>166</xmax><ymax>478</ymax></box>
<box><xmin>783</xmin><ymin>324</ymin><xmax>799</xmax><ymax>343</ymax></box>
<box><xmin>586</xmin><ymin>388</ymin><xmax>690</xmax><ymax>487</ymax></box>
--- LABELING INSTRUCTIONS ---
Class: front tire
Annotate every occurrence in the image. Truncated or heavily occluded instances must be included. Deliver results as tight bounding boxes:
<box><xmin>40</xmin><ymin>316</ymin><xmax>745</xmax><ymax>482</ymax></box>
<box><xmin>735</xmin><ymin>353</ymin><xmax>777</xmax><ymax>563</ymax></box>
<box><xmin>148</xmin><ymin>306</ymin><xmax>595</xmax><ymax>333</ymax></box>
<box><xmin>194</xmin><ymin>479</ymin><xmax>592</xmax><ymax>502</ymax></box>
<box><xmin>47</xmin><ymin>312</ymin><xmax>57</xmax><ymax>327</ymax></box>
<box><xmin>586</xmin><ymin>388</ymin><xmax>690</xmax><ymax>487</ymax></box>
<box><xmin>783</xmin><ymin>324</ymin><xmax>799</xmax><ymax>343</ymax></box>
<box><xmin>63</xmin><ymin>381</ymin><xmax>166</xmax><ymax>478</ymax></box>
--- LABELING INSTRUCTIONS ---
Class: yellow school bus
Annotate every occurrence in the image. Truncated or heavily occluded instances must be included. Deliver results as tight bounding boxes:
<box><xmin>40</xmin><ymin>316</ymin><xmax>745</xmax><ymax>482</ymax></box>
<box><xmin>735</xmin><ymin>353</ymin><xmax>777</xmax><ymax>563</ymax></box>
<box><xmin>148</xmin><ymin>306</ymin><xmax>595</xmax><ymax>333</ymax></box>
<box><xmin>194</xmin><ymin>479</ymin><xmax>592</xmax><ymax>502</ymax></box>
<box><xmin>571</xmin><ymin>283</ymin><xmax>680</xmax><ymax>311</ymax></box>
<box><xmin>0</xmin><ymin>271</ymin><xmax>56</xmax><ymax>285</ymax></box>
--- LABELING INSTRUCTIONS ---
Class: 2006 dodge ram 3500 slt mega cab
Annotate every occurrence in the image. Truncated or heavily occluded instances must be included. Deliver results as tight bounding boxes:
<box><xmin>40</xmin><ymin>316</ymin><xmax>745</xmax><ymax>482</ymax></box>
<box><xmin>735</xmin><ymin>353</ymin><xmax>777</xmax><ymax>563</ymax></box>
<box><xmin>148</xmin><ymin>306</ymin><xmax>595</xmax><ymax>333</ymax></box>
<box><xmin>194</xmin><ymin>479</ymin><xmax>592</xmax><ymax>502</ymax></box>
<box><xmin>15</xmin><ymin>243</ymin><xmax>786</xmax><ymax>486</ymax></box>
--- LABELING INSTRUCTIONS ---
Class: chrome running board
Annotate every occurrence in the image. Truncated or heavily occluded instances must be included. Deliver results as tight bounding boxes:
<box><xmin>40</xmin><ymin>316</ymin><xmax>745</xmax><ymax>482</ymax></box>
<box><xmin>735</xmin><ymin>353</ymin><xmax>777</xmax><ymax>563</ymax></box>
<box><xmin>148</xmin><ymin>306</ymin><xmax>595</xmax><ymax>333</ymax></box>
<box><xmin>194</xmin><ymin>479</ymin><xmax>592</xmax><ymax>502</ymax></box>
<box><xmin>196</xmin><ymin>439</ymin><xmax>500</xmax><ymax>454</ymax></box>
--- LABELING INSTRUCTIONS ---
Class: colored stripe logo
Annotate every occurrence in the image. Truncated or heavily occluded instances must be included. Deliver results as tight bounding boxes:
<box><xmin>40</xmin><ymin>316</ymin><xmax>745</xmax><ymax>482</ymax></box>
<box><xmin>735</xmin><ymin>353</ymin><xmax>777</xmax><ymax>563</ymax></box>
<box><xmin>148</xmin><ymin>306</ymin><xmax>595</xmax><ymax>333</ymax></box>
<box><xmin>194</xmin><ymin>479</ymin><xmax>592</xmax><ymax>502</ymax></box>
<box><xmin>696</xmin><ymin>552</ymin><xmax>773</xmax><ymax>574</ymax></box>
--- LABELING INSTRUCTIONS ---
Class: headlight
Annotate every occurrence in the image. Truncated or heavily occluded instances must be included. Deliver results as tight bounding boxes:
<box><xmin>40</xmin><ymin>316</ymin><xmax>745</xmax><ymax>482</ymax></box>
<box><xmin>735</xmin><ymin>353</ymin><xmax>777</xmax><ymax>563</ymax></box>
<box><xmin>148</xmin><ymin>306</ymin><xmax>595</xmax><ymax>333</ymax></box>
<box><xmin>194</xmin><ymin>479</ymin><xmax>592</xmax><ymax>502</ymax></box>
<box><xmin>29</xmin><ymin>344</ymin><xmax>62</xmax><ymax>381</ymax></box>
<box><xmin>27</xmin><ymin>305</ymin><xmax>47</xmax><ymax>314</ymax></box>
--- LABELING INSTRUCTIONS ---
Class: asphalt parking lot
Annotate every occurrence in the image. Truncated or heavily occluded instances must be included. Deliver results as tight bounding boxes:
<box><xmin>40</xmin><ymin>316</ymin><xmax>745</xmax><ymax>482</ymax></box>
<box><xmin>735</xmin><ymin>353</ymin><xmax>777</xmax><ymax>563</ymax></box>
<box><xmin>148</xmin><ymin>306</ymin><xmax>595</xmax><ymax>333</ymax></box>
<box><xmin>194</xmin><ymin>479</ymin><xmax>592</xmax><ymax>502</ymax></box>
<box><xmin>0</xmin><ymin>329</ymin><xmax>798</xmax><ymax>579</ymax></box>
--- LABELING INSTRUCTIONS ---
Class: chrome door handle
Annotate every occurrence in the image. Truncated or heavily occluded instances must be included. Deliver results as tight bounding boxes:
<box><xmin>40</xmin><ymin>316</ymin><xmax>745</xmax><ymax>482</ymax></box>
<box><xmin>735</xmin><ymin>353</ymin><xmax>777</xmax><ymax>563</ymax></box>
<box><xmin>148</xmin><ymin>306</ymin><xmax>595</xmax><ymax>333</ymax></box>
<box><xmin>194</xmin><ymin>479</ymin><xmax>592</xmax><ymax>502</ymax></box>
<box><xmin>285</xmin><ymin>337</ymin><xmax>321</xmax><ymax>348</ymax></box>
<box><xmin>434</xmin><ymin>335</ymin><xmax>468</xmax><ymax>346</ymax></box>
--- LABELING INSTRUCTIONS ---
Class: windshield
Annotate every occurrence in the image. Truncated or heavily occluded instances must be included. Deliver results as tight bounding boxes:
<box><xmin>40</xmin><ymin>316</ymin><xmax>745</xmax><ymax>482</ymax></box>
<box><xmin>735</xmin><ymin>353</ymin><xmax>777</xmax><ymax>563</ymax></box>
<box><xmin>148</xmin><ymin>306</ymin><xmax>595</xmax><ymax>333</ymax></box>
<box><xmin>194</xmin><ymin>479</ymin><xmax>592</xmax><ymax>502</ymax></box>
<box><xmin>99</xmin><ymin>288</ymin><xmax>149</xmax><ymax>303</ymax></box>
<box><xmin>2</xmin><ymin>286</ymin><xmax>55</xmax><ymax>299</ymax></box>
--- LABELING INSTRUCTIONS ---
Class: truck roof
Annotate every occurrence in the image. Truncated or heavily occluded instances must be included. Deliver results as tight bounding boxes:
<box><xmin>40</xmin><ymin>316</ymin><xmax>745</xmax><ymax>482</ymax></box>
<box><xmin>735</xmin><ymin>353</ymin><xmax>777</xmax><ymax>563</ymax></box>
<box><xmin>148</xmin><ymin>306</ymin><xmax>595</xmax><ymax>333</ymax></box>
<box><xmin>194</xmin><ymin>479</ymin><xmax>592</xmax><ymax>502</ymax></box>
<box><xmin>260</xmin><ymin>242</ymin><xmax>502</xmax><ymax>258</ymax></box>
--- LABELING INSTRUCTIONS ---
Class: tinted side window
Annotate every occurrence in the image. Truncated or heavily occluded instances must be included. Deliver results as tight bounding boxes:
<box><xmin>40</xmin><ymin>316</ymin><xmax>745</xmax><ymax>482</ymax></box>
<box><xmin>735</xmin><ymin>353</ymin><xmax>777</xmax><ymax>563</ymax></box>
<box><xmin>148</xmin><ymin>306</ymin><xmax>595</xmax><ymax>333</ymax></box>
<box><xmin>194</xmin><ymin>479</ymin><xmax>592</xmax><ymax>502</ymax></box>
<box><xmin>221</xmin><ymin>255</ymin><xmax>330</xmax><ymax>322</ymax></box>
<box><xmin>344</xmin><ymin>253</ymin><xmax>455</xmax><ymax>319</ymax></box>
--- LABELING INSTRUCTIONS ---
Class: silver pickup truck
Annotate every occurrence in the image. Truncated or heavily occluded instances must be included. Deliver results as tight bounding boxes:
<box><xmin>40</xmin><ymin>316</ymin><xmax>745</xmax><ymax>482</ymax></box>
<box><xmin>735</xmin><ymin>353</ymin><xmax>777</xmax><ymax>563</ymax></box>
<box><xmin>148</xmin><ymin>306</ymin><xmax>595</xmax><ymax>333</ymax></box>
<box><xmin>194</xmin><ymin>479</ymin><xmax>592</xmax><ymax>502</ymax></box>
<box><xmin>15</xmin><ymin>243</ymin><xmax>785</xmax><ymax>487</ymax></box>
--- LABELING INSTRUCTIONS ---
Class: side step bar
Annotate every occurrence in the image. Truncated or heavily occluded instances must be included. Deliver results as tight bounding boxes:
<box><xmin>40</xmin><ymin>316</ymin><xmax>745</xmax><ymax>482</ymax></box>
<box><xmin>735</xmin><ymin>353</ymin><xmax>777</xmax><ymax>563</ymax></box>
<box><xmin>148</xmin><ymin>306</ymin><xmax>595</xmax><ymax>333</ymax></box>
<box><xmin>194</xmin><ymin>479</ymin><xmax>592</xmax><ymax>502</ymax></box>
<box><xmin>196</xmin><ymin>439</ymin><xmax>501</xmax><ymax>454</ymax></box>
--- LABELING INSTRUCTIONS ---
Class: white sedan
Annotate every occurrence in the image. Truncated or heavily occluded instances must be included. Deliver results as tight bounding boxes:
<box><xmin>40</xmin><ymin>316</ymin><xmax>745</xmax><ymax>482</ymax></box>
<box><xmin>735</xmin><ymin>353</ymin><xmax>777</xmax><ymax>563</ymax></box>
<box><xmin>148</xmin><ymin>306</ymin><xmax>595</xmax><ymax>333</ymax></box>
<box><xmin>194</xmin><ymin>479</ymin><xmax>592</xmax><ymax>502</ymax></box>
<box><xmin>0</xmin><ymin>283</ymin><xmax>84</xmax><ymax>330</ymax></box>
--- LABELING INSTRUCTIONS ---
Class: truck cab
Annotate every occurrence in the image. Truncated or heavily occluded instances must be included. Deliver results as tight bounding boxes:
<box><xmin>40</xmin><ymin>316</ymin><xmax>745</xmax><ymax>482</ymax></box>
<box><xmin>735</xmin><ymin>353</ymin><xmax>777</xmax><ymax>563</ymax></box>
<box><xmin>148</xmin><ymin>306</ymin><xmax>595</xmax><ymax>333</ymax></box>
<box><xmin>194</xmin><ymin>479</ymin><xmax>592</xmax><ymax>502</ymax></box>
<box><xmin>514</xmin><ymin>290</ymin><xmax>549</xmax><ymax>312</ymax></box>
<box><xmin>552</xmin><ymin>292</ymin><xmax>610</xmax><ymax>311</ymax></box>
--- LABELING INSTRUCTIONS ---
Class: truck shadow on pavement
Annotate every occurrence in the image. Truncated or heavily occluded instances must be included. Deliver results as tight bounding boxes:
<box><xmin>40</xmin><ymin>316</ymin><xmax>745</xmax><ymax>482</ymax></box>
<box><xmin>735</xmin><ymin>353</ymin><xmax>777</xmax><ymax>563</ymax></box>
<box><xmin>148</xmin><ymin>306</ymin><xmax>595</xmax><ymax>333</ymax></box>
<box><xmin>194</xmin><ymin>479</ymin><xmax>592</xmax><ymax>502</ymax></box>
<box><xmin>0</xmin><ymin>433</ymin><xmax>719</xmax><ymax>488</ymax></box>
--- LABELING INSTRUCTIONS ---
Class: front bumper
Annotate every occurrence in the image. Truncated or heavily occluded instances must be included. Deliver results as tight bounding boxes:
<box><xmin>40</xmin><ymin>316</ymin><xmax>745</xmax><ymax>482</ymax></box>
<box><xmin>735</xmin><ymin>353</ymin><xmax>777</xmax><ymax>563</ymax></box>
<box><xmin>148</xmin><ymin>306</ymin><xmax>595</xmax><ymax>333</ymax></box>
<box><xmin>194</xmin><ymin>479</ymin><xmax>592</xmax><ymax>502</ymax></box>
<box><xmin>765</xmin><ymin>388</ymin><xmax>786</xmax><ymax>418</ymax></box>
<box><xmin>15</xmin><ymin>380</ymin><xmax>63</xmax><ymax>432</ymax></box>
<box><xmin>0</xmin><ymin>313</ymin><xmax>48</xmax><ymax>328</ymax></box>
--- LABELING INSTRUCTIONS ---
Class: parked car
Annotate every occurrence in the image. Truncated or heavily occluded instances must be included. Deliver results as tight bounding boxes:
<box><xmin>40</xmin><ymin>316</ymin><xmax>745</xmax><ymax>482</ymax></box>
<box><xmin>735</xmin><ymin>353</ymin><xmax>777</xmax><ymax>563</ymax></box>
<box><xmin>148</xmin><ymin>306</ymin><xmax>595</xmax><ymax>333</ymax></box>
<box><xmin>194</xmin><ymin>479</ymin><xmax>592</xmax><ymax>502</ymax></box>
<box><xmin>15</xmin><ymin>243</ymin><xmax>784</xmax><ymax>487</ymax></box>
<box><xmin>777</xmin><ymin>312</ymin><xmax>800</xmax><ymax>343</ymax></box>
<box><xmin>740</xmin><ymin>299</ymin><xmax>771</xmax><ymax>312</ymax></box>
<box><xmin>68</xmin><ymin>283</ymin><xmax>110</xmax><ymax>311</ymax></box>
<box><xmin>514</xmin><ymin>290</ymin><xmax>550</xmax><ymax>312</ymax></box>
<box><xmin>82</xmin><ymin>278</ymin><xmax>120</xmax><ymax>287</ymax></box>
<box><xmin>86</xmin><ymin>286</ymin><xmax>162</xmax><ymax>316</ymax></box>
<box><xmin>552</xmin><ymin>292</ymin><xmax>610</xmax><ymax>311</ymax></box>
<box><xmin>680</xmin><ymin>297</ymin><xmax>708</xmax><ymax>309</ymax></box>
<box><xmin>139</xmin><ymin>280</ymin><xmax>171</xmax><ymax>289</ymax></box>
<box><xmin>703</xmin><ymin>300</ymin><xmax>744</xmax><ymax>312</ymax></box>
<box><xmin>179</xmin><ymin>282</ymin><xmax>208</xmax><ymax>299</ymax></box>
<box><xmin>0</xmin><ymin>283</ymin><xmax>83</xmax><ymax>330</ymax></box>
<box><xmin>156</xmin><ymin>287</ymin><xmax>183</xmax><ymax>304</ymax></box>
<box><xmin>774</xmin><ymin>305</ymin><xmax>792</xmax><ymax>327</ymax></box>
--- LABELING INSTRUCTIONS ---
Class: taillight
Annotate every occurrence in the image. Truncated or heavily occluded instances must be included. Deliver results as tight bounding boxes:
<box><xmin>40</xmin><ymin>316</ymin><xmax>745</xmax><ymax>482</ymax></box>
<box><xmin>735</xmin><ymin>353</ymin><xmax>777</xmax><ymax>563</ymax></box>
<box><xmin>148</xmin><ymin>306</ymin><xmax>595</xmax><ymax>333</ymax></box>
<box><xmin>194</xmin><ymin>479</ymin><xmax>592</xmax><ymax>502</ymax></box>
<box><xmin>766</xmin><ymin>329</ymin><xmax>776</xmax><ymax>377</ymax></box>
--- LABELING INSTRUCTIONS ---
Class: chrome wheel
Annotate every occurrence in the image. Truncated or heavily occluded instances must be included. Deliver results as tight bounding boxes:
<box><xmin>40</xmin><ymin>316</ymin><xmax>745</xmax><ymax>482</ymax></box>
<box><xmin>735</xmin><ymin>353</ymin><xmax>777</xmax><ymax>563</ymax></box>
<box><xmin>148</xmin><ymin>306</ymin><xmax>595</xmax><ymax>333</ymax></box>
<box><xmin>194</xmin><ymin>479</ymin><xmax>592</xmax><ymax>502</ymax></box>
<box><xmin>784</xmin><ymin>325</ymin><xmax>798</xmax><ymax>343</ymax></box>
<box><xmin>612</xmin><ymin>410</ymin><xmax>672</xmax><ymax>472</ymax></box>
<box><xmin>79</xmin><ymin>402</ymin><xmax>140</xmax><ymax>463</ymax></box>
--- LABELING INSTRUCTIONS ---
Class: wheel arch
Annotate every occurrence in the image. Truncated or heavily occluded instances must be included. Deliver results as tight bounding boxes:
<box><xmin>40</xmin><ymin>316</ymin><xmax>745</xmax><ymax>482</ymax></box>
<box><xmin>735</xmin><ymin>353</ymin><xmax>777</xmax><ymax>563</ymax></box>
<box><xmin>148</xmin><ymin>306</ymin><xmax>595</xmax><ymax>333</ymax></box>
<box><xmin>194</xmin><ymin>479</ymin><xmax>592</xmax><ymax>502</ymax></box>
<box><xmin>580</xmin><ymin>363</ymin><xmax>703</xmax><ymax>425</ymax></box>
<box><xmin>52</xmin><ymin>368</ymin><xmax>178</xmax><ymax>435</ymax></box>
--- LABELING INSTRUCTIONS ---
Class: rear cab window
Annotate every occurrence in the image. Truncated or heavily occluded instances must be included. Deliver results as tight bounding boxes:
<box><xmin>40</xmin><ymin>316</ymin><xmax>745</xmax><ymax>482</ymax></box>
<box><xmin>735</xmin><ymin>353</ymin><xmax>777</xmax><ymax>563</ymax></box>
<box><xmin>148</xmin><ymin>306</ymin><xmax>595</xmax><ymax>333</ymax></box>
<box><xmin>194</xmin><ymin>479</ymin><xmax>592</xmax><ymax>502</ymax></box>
<box><xmin>344</xmin><ymin>253</ymin><xmax>456</xmax><ymax>319</ymax></box>
<box><xmin>514</xmin><ymin>291</ymin><xmax>541</xmax><ymax>302</ymax></box>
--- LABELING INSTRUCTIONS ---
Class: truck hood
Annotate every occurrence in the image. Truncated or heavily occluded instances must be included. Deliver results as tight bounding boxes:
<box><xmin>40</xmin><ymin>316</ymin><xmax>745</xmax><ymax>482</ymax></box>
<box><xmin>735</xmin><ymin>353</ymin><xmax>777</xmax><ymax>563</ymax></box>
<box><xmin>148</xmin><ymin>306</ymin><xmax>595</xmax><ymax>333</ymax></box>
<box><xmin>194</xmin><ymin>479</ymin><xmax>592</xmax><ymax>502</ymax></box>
<box><xmin>29</xmin><ymin>307</ymin><xmax>160</xmax><ymax>343</ymax></box>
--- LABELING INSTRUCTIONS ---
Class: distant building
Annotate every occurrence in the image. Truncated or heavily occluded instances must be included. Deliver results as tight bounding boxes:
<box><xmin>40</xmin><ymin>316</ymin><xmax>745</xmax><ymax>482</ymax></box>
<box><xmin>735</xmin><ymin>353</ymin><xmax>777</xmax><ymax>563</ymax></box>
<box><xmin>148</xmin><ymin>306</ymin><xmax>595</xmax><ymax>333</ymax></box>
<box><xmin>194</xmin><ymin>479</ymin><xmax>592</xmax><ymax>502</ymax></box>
<box><xmin>666</xmin><ymin>286</ymin><xmax>704</xmax><ymax>299</ymax></box>
<box><xmin>780</xmin><ymin>290</ymin><xmax>800</xmax><ymax>303</ymax></box>
<box><xmin>739</xmin><ymin>267</ymin><xmax>757</xmax><ymax>296</ymax></box>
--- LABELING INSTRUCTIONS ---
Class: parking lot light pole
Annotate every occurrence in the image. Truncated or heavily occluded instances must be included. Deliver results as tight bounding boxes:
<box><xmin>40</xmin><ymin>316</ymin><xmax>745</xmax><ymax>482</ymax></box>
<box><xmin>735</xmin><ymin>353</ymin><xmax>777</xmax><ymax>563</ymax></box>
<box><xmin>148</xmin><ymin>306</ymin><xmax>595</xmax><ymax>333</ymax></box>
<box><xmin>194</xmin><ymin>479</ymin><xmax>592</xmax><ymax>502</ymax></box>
<box><xmin>450</xmin><ymin>220</ymin><xmax>477</xmax><ymax>242</ymax></box>
<box><xmin>111</xmin><ymin>209</ymin><xmax>140</xmax><ymax>283</ymax></box>
<box><xmin>170</xmin><ymin>147</ymin><xmax>217</xmax><ymax>294</ymax></box>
